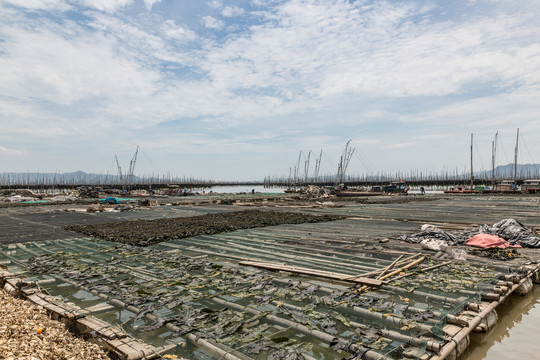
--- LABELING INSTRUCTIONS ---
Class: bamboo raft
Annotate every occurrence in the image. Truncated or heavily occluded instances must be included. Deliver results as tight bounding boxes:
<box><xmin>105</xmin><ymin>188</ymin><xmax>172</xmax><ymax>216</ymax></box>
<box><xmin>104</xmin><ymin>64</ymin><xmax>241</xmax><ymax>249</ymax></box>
<box><xmin>2</xmin><ymin>247</ymin><xmax>538</xmax><ymax>360</ymax></box>
<box><xmin>238</xmin><ymin>258</ymin><xmax>539</xmax><ymax>360</ymax></box>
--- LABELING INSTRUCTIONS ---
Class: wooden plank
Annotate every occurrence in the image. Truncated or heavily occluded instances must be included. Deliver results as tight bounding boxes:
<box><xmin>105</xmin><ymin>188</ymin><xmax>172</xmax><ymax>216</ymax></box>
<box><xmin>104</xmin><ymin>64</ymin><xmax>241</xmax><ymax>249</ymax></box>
<box><xmin>106</xmin><ymin>337</ymin><xmax>168</xmax><ymax>360</ymax></box>
<box><xmin>239</xmin><ymin>261</ymin><xmax>383</xmax><ymax>286</ymax></box>
<box><xmin>0</xmin><ymin>269</ymin><xmax>13</xmax><ymax>278</ymax></box>
<box><xmin>86</xmin><ymin>302</ymin><xmax>115</xmax><ymax>314</ymax></box>
<box><xmin>78</xmin><ymin>317</ymin><xmax>126</xmax><ymax>340</ymax></box>
<box><xmin>26</xmin><ymin>292</ymin><xmax>88</xmax><ymax>320</ymax></box>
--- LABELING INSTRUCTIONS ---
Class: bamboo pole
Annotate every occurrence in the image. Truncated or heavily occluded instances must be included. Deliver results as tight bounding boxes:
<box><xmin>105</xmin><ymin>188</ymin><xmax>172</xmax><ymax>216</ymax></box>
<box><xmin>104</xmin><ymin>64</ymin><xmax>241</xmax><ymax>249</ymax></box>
<box><xmin>352</xmin><ymin>253</ymin><xmax>423</xmax><ymax>278</ymax></box>
<box><xmin>376</xmin><ymin>254</ymin><xmax>405</xmax><ymax>280</ymax></box>
<box><xmin>239</xmin><ymin>260</ymin><xmax>383</xmax><ymax>286</ymax></box>
<box><xmin>340</xmin><ymin>254</ymin><xmax>406</xmax><ymax>281</ymax></box>
<box><xmin>387</xmin><ymin>261</ymin><xmax>452</xmax><ymax>282</ymax></box>
<box><xmin>270</xmin><ymin>275</ymin><xmax>463</xmax><ymax>307</ymax></box>
<box><xmin>378</xmin><ymin>257</ymin><xmax>426</xmax><ymax>281</ymax></box>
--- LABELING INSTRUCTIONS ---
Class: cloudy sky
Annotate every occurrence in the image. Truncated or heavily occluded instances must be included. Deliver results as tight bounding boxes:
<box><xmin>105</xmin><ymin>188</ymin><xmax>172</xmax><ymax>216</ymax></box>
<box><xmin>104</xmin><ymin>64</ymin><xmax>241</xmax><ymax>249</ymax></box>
<box><xmin>0</xmin><ymin>0</ymin><xmax>539</xmax><ymax>181</ymax></box>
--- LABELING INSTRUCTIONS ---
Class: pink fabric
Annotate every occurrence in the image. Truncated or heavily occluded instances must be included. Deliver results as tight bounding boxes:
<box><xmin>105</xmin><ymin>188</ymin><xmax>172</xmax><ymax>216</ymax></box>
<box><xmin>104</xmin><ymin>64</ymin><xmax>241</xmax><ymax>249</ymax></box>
<box><xmin>466</xmin><ymin>234</ymin><xmax>522</xmax><ymax>248</ymax></box>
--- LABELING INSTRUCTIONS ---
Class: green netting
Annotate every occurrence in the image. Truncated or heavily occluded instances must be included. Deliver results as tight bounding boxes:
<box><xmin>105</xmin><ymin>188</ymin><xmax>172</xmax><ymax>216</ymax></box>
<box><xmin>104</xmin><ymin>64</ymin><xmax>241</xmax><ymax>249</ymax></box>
<box><xmin>0</xmin><ymin>239</ymin><xmax>520</xmax><ymax>360</ymax></box>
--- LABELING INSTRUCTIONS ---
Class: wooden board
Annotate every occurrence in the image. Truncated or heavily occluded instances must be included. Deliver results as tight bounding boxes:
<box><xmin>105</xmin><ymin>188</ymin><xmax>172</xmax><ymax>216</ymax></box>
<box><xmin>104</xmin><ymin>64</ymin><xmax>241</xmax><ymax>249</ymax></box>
<box><xmin>239</xmin><ymin>260</ymin><xmax>383</xmax><ymax>286</ymax></box>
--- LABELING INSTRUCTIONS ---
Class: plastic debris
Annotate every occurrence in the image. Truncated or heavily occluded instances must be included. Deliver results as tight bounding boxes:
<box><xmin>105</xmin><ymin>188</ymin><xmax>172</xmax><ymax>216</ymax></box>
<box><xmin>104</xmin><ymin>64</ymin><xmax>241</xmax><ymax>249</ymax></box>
<box><xmin>466</xmin><ymin>234</ymin><xmax>521</xmax><ymax>249</ymax></box>
<box><xmin>478</xmin><ymin>219</ymin><xmax>540</xmax><ymax>248</ymax></box>
<box><xmin>103</xmin><ymin>196</ymin><xmax>120</xmax><ymax>204</ymax></box>
<box><xmin>421</xmin><ymin>238</ymin><xmax>448</xmax><ymax>251</ymax></box>
<box><xmin>451</xmin><ymin>249</ymin><xmax>467</xmax><ymax>261</ymax></box>
<box><xmin>399</xmin><ymin>225</ymin><xmax>465</xmax><ymax>245</ymax></box>
<box><xmin>401</xmin><ymin>219</ymin><xmax>540</xmax><ymax>248</ymax></box>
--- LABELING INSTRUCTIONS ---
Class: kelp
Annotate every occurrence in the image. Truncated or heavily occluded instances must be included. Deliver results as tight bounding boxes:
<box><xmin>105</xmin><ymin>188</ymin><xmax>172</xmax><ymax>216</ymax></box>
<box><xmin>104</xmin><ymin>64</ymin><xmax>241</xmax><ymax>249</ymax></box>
<box><xmin>391</xmin><ymin>260</ymin><xmax>498</xmax><ymax>293</ymax></box>
<box><xmin>22</xmin><ymin>241</ymin><xmax>501</xmax><ymax>359</ymax></box>
<box><xmin>467</xmin><ymin>248</ymin><xmax>521</xmax><ymax>261</ymax></box>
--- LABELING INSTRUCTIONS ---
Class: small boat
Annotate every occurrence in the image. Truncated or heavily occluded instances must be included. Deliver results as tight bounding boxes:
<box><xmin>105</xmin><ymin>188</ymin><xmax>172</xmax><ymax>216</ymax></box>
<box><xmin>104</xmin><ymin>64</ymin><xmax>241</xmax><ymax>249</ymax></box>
<box><xmin>334</xmin><ymin>182</ymin><xmax>409</xmax><ymax>196</ymax></box>
<box><xmin>482</xmin><ymin>180</ymin><xmax>520</xmax><ymax>194</ymax></box>
<box><xmin>444</xmin><ymin>186</ymin><xmax>480</xmax><ymax>194</ymax></box>
<box><xmin>521</xmin><ymin>179</ymin><xmax>540</xmax><ymax>194</ymax></box>
<box><xmin>382</xmin><ymin>181</ymin><xmax>409</xmax><ymax>194</ymax></box>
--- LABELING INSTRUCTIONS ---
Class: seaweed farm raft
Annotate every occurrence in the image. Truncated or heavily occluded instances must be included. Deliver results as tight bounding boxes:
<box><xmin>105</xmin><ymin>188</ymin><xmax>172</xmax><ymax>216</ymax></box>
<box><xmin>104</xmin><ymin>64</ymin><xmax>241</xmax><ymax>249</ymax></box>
<box><xmin>0</xmin><ymin>193</ymin><xmax>539</xmax><ymax>359</ymax></box>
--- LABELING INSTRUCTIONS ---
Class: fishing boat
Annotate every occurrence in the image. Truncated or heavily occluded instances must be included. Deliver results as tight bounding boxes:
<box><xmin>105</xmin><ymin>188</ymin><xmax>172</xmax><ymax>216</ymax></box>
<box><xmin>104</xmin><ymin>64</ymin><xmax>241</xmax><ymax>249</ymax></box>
<box><xmin>337</xmin><ymin>182</ymin><xmax>409</xmax><ymax>195</ymax></box>
<box><xmin>444</xmin><ymin>186</ymin><xmax>480</xmax><ymax>194</ymax></box>
<box><xmin>521</xmin><ymin>179</ymin><xmax>540</xmax><ymax>194</ymax></box>
<box><xmin>382</xmin><ymin>181</ymin><xmax>409</xmax><ymax>194</ymax></box>
<box><xmin>482</xmin><ymin>179</ymin><xmax>520</xmax><ymax>194</ymax></box>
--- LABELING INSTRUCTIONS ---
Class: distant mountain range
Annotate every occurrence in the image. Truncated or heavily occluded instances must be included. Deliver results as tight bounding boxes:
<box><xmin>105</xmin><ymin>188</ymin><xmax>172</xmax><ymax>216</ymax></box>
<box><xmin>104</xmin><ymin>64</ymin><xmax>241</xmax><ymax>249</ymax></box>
<box><xmin>0</xmin><ymin>171</ymin><xmax>209</xmax><ymax>185</ymax></box>
<box><xmin>0</xmin><ymin>171</ymin><xmax>137</xmax><ymax>183</ymax></box>
<box><xmin>475</xmin><ymin>163</ymin><xmax>540</xmax><ymax>179</ymax></box>
<box><xmin>1</xmin><ymin>165</ymin><xmax>540</xmax><ymax>185</ymax></box>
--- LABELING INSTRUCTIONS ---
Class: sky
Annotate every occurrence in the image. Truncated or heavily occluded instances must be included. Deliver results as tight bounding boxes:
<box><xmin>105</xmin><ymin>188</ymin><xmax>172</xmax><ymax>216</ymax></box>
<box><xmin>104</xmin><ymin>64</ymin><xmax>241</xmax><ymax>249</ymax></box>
<box><xmin>0</xmin><ymin>0</ymin><xmax>539</xmax><ymax>181</ymax></box>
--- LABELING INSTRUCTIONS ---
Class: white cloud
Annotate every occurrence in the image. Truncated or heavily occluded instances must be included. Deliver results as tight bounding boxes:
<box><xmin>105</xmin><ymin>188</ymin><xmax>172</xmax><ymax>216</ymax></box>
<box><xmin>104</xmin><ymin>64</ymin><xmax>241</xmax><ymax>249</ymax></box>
<box><xmin>162</xmin><ymin>20</ymin><xmax>197</xmax><ymax>41</ymax></box>
<box><xmin>1</xmin><ymin>0</ymin><xmax>539</xmax><ymax>178</ymax></box>
<box><xmin>86</xmin><ymin>14</ymin><xmax>194</xmax><ymax>66</ymax></box>
<box><xmin>222</xmin><ymin>6</ymin><xmax>244</xmax><ymax>17</ymax></box>
<box><xmin>3</xmin><ymin>0</ymin><xmax>70</xmax><ymax>11</ymax></box>
<box><xmin>208</xmin><ymin>0</ymin><xmax>222</xmax><ymax>9</ymax></box>
<box><xmin>201</xmin><ymin>15</ymin><xmax>224</xmax><ymax>29</ymax></box>
<box><xmin>198</xmin><ymin>0</ymin><xmax>540</xmax><ymax>105</ymax></box>
<box><xmin>0</xmin><ymin>146</ymin><xmax>23</xmax><ymax>155</ymax></box>
<box><xmin>143</xmin><ymin>0</ymin><xmax>162</xmax><ymax>11</ymax></box>
<box><xmin>397</xmin><ymin>88</ymin><xmax>540</xmax><ymax>130</ymax></box>
<box><xmin>0</xmin><ymin>25</ymin><xmax>159</xmax><ymax>106</ymax></box>
<box><xmin>77</xmin><ymin>0</ymin><xmax>132</xmax><ymax>13</ymax></box>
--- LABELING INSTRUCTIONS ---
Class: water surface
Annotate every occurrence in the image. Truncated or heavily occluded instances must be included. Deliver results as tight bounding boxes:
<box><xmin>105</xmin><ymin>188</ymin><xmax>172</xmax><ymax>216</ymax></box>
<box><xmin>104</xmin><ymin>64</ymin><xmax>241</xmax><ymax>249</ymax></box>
<box><xmin>460</xmin><ymin>285</ymin><xmax>540</xmax><ymax>359</ymax></box>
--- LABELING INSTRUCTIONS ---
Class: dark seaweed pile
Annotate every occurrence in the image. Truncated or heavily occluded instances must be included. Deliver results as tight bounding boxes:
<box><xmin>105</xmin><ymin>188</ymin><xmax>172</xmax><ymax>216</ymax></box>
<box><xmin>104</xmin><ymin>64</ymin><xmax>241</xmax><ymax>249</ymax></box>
<box><xmin>467</xmin><ymin>247</ymin><xmax>521</xmax><ymax>261</ymax></box>
<box><xmin>64</xmin><ymin>209</ymin><xmax>345</xmax><ymax>246</ymax></box>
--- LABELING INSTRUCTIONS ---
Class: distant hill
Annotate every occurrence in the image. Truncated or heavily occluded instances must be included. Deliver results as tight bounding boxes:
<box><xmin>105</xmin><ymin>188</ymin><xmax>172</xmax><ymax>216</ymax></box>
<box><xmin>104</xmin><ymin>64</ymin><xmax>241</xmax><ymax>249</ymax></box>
<box><xmin>0</xmin><ymin>171</ymin><xmax>136</xmax><ymax>184</ymax></box>
<box><xmin>475</xmin><ymin>163</ymin><xmax>540</xmax><ymax>179</ymax></box>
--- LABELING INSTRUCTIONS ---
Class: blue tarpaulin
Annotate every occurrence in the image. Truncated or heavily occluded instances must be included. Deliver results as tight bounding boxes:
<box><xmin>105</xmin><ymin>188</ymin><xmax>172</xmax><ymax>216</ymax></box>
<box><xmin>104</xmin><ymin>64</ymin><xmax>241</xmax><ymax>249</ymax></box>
<box><xmin>102</xmin><ymin>196</ymin><xmax>120</xmax><ymax>204</ymax></box>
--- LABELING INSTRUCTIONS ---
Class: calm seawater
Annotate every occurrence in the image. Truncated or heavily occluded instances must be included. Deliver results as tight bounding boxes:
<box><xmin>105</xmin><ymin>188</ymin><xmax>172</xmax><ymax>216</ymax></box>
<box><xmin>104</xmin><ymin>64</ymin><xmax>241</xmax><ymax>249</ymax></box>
<box><xmin>460</xmin><ymin>285</ymin><xmax>540</xmax><ymax>359</ymax></box>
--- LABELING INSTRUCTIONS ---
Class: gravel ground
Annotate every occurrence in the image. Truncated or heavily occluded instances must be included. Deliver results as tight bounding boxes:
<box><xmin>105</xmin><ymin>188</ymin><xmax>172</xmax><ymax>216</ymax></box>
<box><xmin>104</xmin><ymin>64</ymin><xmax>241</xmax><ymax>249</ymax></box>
<box><xmin>0</xmin><ymin>289</ymin><xmax>110</xmax><ymax>360</ymax></box>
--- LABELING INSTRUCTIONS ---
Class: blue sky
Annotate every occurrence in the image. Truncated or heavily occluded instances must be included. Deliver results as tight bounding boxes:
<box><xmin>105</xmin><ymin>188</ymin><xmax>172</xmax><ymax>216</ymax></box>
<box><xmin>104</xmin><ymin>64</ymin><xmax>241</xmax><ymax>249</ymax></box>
<box><xmin>0</xmin><ymin>0</ymin><xmax>539</xmax><ymax>180</ymax></box>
